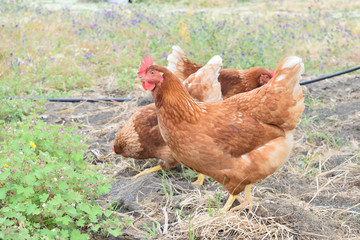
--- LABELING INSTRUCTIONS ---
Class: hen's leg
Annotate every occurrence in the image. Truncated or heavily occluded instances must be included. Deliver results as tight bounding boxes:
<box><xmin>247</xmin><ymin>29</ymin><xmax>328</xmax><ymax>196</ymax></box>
<box><xmin>230</xmin><ymin>184</ymin><xmax>254</xmax><ymax>211</ymax></box>
<box><xmin>192</xmin><ymin>173</ymin><xmax>205</xmax><ymax>186</ymax></box>
<box><xmin>222</xmin><ymin>194</ymin><xmax>238</xmax><ymax>212</ymax></box>
<box><xmin>133</xmin><ymin>165</ymin><xmax>163</xmax><ymax>179</ymax></box>
<box><xmin>221</xmin><ymin>184</ymin><xmax>254</xmax><ymax>212</ymax></box>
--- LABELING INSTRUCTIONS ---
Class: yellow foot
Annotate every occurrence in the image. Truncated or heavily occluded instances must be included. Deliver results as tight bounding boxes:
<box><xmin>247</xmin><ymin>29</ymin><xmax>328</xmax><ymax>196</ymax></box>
<box><xmin>230</xmin><ymin>184</ymin><xmax>258</xmax><ymax>211</ymax></box>
<box><xmin>222</xmin><ymin>184</ymin><xmax>257</xmax><ymax>212</ymax></box>
<box><xmin>133</xmin><ymin>165</ymin><xmax>163</xmax><ymax>179</ymax></box>
<box><xmin>221</xmin><ymin>195</ymin><xmax>243</xmax><ymax>212</ymax></box>
<box><xmin>229</xmin><ymin>197</ymin><xmax>254</xmax><ymax>212</ymax></box>
<box><xmin>192</xmin><ymin>173</ymin><xmax>206</xmax><ymax>186</ymax></box>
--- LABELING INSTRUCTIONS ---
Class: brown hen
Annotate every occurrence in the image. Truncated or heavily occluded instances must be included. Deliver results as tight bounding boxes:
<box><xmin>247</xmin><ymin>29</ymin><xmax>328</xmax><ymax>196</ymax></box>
<box><xmin>113</xmin><ymin>55</ymin><xmax>222</xmax><ymax>184</ymax></box>
<box><xmin>140</xmin><ymin>56</ymin><xmax>305</xmax><ymax>211</ymax></box>
<box><xmin>167</xmin><ymin>45</ymin><xmax>273</xmax><ymax>99</ymax></box>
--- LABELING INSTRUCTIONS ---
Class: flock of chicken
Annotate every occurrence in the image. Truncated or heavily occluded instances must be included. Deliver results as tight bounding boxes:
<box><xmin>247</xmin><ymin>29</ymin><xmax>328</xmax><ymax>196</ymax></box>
<box><xmin>113</xmin><ymin>46</ymin><xmax>305</xmax><ymax>211</ymax></box>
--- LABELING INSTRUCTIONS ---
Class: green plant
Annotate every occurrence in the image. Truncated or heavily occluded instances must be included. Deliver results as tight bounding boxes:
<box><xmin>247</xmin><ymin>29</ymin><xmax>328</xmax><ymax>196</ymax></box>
<box><xmin>306</xmin><ymin>131</ymin><xmax>346</xmax><ymax>149</ymax></box>
<box><xmin>188</xmin><ymin>210</ymin><xmax>195</xmax><ymax>240</ymax></box>
<box><xmin>0</xmin><ymin>116</ymin><xmax>127</xmax><ymax>239</ymax></box>
<box><xmin>143</xmin><ymin>222</ymin><xmax>160</xmax><ymax>238</ymax></box>
<box><xmin>160</xmin><ymin>173</ymin><xmax>174</xmax><ymax>202</ymax></box>
<box><xmin>0</xmin><ymin>99</ymin><xmax>45</xmax><ymax>124</ymax></box>
<box><xmin>206</xmin><ymin>188</ymin><xmax>223</xmax><ymax>217</ymax></box>
<box><xmin>298</xmin><ymin>114</ymin><xmax>319</xmax><ymax>131</ymax></box>
<box><xmin>304</xmin><ymin>94</ymin><xmax>325</xmax><ymax>110</ymax></box>
<box><xmin>180</xmin><ymin>166</ymin><xmax>198</xmax><ymax>182</ymax></box>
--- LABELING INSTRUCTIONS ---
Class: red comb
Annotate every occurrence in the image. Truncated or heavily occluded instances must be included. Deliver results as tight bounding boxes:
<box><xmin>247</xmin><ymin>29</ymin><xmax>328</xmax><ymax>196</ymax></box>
<box><xmin>137</xmin><ymin>56</ymin><xmax>153</xmax><ymax>77</ymax></box>
<box><xmin>111</xmin><ymin>147</ymin><xmax>114</xmax><ymax>152</ymax></box>
<box><xmin>269</xmin><ymin>69</ymin><xmax>274</xmax><ymax>77</ymax></box>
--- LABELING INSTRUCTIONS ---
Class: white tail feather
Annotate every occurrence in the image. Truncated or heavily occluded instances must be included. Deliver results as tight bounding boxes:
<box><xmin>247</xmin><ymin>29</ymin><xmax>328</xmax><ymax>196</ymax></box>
<box><xmin>269</xmin><ymin>56</ymin><xmax>304</xmax><ymax>97</ymax></box>
<box><xmin>184</xmin><ymin>55</ymin><xmax>223</xmax><ymax>103</ymax></box>
<box><xmin>167</xmin><ymin>45</ymin><xmax>187</xmax><ymax>81</ymax></box>
<box><xmin>265</xmin><ymin>56</ymin><xmax>305</xmax><ymax>130</ymax></box>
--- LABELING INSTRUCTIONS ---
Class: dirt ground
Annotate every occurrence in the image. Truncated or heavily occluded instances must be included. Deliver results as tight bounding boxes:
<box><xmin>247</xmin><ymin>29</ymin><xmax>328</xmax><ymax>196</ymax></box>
<box><xmin>43</xmin><ymin>74</ymin><xmax>360</xmax><ymax>239</ymax></box>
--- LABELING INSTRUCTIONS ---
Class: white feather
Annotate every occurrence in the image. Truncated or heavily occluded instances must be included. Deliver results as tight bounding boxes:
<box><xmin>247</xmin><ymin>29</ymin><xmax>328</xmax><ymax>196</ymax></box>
<box><xmin>281</xmin><ymin>56</ymin><xmax>302</xmax><ymax>69</ymax></box>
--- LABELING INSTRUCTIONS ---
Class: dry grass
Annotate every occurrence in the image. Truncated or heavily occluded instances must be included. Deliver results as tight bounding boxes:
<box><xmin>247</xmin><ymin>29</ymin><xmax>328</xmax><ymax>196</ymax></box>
<box><xmin>43</xmin><ymin>76</ymin><xmax>360</xmax><ymax>239</ymax></box>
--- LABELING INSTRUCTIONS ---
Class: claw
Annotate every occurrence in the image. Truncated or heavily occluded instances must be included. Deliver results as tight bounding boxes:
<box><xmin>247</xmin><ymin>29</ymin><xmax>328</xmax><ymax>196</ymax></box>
<box><xmin>192</xmin><ymin>173</ymin><xmax>205</xmax><ymax>186</ymax></box>
<box><xmin>230</xmin><ymin>184</ymin><xmax>256</xmax><ymax>211</ymax></box>
<box><xmin>221</xmin><ymin>184</ymin><xmax>256</xmax><ymax>212</ymax></box>
<box><xmin>133</xmin><ymin>165</ymin><xmax>163</xmax><ymax>179</ymax></box>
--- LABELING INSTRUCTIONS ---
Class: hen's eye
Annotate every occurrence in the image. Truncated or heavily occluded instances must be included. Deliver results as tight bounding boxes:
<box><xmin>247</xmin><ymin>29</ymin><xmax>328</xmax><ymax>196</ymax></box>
<box><xmin>151</xmin><ymin>71</ymin><xmax>154</xmax><ymax>75</ymax></box>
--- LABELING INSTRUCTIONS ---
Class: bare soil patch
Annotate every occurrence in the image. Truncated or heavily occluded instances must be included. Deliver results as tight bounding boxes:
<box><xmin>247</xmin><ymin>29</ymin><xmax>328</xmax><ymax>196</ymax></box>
<box><xmin>43</xmin><ymin>76</ymin><xmax>360</xmax><ymax>239</ymax></box>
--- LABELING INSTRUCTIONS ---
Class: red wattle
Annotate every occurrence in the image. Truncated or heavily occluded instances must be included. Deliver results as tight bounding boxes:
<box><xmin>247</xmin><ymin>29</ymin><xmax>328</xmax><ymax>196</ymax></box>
<box><xmin>145</xmin><ymin>81</ymin><xmax>155</xmax><ymax>91</ymax></box>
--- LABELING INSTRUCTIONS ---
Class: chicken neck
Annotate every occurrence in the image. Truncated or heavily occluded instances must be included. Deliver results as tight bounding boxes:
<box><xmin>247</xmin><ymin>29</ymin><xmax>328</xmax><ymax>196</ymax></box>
<box><xmin>150</xmin><ymin>65</ymin><xmax>205</xmax><ymax>124</ymax></box>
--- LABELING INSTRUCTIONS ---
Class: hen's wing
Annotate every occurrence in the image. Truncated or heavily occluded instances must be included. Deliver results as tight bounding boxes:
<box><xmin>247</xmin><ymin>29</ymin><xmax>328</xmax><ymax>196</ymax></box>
<box><xmin>218</xmin><ymin>67</ymin><xmax>272</xmax><ymax>99</ymax></box>
<box><xmin>232</xmin><ymin>56</ymin><xmax>305</xmax><ymax>130</ymax></box>
<box><xmin>160</xmin><ymin>56</ymin><xmax>305</xmax><ymax>195</ymax></box>
<box><xmin>183</xmin><ymin>55</ymin><xmax>222</xmax><ymax>103</ymax></box>
<box><xmin>167</xmin><ymin>45</ymin><xmax>202</xmax><ymax>81</ymax></box>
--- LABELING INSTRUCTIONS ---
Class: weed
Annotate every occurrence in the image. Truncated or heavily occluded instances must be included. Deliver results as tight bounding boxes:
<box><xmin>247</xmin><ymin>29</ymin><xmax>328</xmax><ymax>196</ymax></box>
<box><xmin>180</xmin><ymin>166</ymin><xmax>198</xmax><ymax>182</ymax></box>
<box><xmin>160</xmin><ymin>173</ymin><xmax>174</xmax><ymax>202</ymax></box>
<box><xmin>298</xmin><ymin>114</ymin><xmax>319</xmax><ymax>132</ymax></box>
<box><xmin>0</xmin><ymin>115</ymin><xmax>126</xmax><ymax>239</ymax></box>
<box><xmin>143</xmin><ymin>222</ymin><xmax>160</xmax><ymax>238</ymax></box>
<box><xmin>306</xmin><ymin>131</ymin><xmax>347</xmax><ymax>149</ymax></box>
<box><xmin>304</xmin><ymin>94</ymin><xmax>325</xmax><ymax>110</ymax></box>
<box><xmin>206</xmin><ymin>188</ymin><xmax>223</xmax><ymax>217</ymax></box>
<box><xmin>188</xmin><ymin>210</ymin><xmax>195</xmax><ymax>240</ymax></box>
<box><xmin>0</xmin><ymin>99</ymin><xmax>45</xmax><ymax>123</ymax></box>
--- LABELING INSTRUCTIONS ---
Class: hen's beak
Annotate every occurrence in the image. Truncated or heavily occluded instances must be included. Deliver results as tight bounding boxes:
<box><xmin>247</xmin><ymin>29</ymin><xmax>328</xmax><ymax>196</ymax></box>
<box><xmin>135</xmin><ymin>76</ymin><xmax>145</xmax><ymax>83</ymax></box>
<box><xmin>260</xmin><ymin>74</ymin><xmax>271</xmax><ymax>85</ymax></box>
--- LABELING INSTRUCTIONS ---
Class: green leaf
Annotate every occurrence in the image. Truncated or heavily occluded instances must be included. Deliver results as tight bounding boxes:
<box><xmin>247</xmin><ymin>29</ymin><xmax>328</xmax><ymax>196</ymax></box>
<box><xmin>23</xmin><ymin>186</ymin><xmax>35</xmax><ymax>197</ymax></box>
<box><xmin>92</xmin><ymin>224</ymin><xmax>101</xmax><ymax>232</ymax></box>
<box><xmin>70</xmin><ymin>229</ymin><xmax>88</xmax><ymax>240</ymax></box>
<box><xmin>65</xmin><ymin>206</ymin><xmax>78</xmax><ymax>217</ymax></box>
<box><xmin>15</xmin><ymin>203</ymin><xmax>27</xmax><ymax>212</ymax></box>
<box><xmin>108</xmin><ymin>228</ymin><xmax>122</xmax><ymax>237</ymax></box>
<box><xmin>39</xmin><ymin>193</ymin><xmax>49</xmax><ymax>203</ymax></box>
<box><xmin>59</xmin><ymin>229</ymin><xmax>70</xmax><ymax>239</ymax></box>
<box><xmin>71</xmin><ymin>151</ymin><xmax>83</xmax><ymax>163</ymax></box>
<box><xmin>56</xmin><ymin>215</ymin><xmax>72</xmax><ymax>226</ymax></box>
<box><xmin>4</xmin><ymin>210</ymin><xmax>22</xmax><ymax>220</ymax></box>
<box><xmin>0</xmin><ymin>188</ymin><xmax>8</xmax><ymax>200</ymax></box>
<box><xmin>32</xmin><ymin>222</ymin><xmax>40</xmax><ymax>228</ymax></box>
<box><xmin>23</xmin><ymin>173</ymin><xmax>37</xmax><ymax>185</ymax></box>
<box><xmin>49</xmin><ymin>194</ymin><xmax>63</xmax><ymax>206</ymax></box>
<box><xmin>76</xmin><ymin>218</ymin><xmax>85</xmax><ymax>227</ymax></box>
<box><xmin>104</xmin><ymin>210</ymin><xmax>112</xmax><ymax>218</ymax></box>
<box><xmin>97</xmin><ymin>183</ymin><xmax>111</xmax><ymax>195</ymax></box>
<box><xmin>40</xmin><ymin>229</ymin><xmax>56</xmax><ymax>239</ymax></box>
<box><xmin>89</xmin><ymin>214</ymin><xmax>98</xmax><ymax>223</ymax></box>
<box><xmin>25</xmin><ymin>203</ymin><xmax>38</xmax><ymax>215</ymax></box>
<box><xmin>0</xmin><ymin>171</ymin><xmax>10</xmax><ymax>180</ymax></box>
<box><xmin>4</xmin><ymin>218</ymin><xmax>15</xmax><ymax>226</ymax></box>
<box><xmin>78</xmin><ymin>202</ymin><xmax>91</xmax><ymax>213</ymax></box>
<box><xmin>59</xmin><ymin>181</ymin><xmax>69</xmax><ymax>191</ymax></box>
<box><xmin>1</xmin><ymin>207</ymin><xmax>10</xmax><ymax>213</ymax></box>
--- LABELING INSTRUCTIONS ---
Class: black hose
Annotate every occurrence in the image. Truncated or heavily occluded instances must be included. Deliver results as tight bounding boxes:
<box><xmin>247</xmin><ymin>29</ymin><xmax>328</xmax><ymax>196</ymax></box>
<box><xmin>300</xmin><ymin>65</ymin><xmax>360</xmax><ymax>85</ymax></box>
<box><xmin>4</xmin><ymin>97</ymin><xmax>132</xmax><ymax>102</ymax></box>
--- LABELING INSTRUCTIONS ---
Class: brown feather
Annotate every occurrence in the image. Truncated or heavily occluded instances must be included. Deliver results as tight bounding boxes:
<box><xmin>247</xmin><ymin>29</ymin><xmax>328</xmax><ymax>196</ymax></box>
<box><xmin>148</xmin><ymin>56</ymin><xmax>304</xmax><ymax>195</ymax></box>
<box><xmin>172</xmin><ymin>53</ymin><xmax>272</xmax><ymax>99</ymax></box>
<box><xmin>113</xmin><ymin>58</ymin><xmax>221</xmax><ymax>169</ymax></box>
